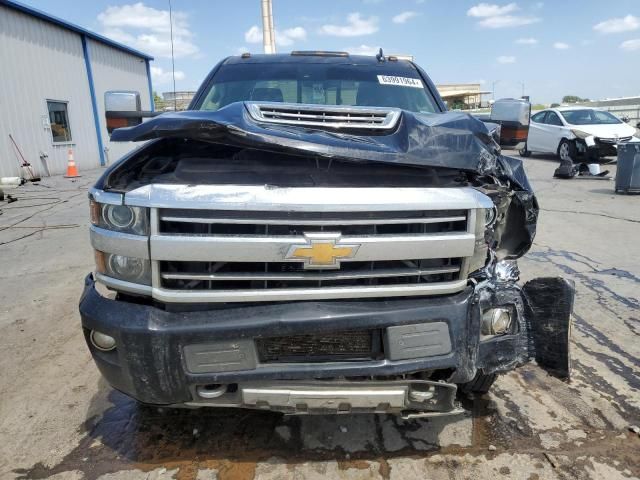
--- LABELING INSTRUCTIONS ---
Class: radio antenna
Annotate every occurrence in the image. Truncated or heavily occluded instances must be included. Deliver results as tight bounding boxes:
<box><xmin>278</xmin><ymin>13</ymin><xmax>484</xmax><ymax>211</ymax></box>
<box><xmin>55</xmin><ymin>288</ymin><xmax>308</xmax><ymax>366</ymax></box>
<box><xmin>168</xmin><ymin>0</ymin><xmax>177</xmax><ymax>110</ymax></box>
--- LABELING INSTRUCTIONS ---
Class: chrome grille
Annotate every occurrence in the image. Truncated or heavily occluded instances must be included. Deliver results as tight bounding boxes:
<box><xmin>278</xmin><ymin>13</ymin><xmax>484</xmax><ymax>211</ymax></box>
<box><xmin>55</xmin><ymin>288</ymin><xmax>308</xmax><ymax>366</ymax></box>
<box><xmin>151</xmin><ymin>204</ymin><xmax>474</xmax><ymax>301</ymax></box>
<box><xmin>158</xmin><ymin>209</ymin><xmax>469</xmax><ymax>236</ymax></box>
<box><xmin>105</xmin><ymin>185</ymin><xmax>494</xmax><ymax>303</ymax></box>
<box><xmin>245</xmin><ymin>102</ymin><xmax>401</xmax><ymax>130</ymax></box>
<box><xmin>160</xmin><ymin>259</ymin><xmax>462</xmax><ymax>291</ymax></box>
<box><xmin>597</xmin><ymin>136</ymin><xmax>632</xmax><ymax>144</ymax></box>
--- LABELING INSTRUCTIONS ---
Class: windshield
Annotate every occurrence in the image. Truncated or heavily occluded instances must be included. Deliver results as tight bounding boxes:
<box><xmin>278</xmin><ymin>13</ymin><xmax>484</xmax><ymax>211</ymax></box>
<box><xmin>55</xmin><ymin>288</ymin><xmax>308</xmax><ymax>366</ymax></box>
<box><xmin>560</xmin><ymin>109</ymin><xmax>622</xmax><ymax>125</ymax></box>
<box><xmin>197</xmin><ymin>63</ymin><xmax>439</xmax><ymax>113</ymax></box>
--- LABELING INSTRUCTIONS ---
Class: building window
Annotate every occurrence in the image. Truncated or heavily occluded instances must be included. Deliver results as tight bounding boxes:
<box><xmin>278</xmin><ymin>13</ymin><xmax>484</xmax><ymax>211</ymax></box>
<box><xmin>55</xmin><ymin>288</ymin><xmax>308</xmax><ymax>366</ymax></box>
<box><xmin>47</xmin><ymin>101</ymin><xmax>72</xmax><ymax>143</ymax></box>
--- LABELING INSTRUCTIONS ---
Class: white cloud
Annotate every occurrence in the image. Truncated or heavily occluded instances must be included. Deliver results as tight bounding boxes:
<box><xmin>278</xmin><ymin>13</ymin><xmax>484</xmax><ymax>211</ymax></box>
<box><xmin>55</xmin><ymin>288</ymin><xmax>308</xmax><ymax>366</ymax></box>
<box><xmin>279</xmin><ymin>27</ymin><xmax>307</xmax><ymax>46</ymax></box>
<box><xmin>320</xmin><ymin>13</ymin><xmax>379</xmax><ymax>37</ymax></box>
<box><xmin>392</xmin><ymin>11</ymin><xmax>419</xmax><ymax>24</ymax></box>
<box><xmin>620</xmin><ymin>38</ymin><xmax>640</xmax><ymax>51</ymax></box>
<box><xmin>478</xmin><ymin>15</ymin><xmax>539</xmax><ymax>28</ymax></box>
<box><xmin>244</xmin><ymin>25</ymin><xmax>262</xmax><ymax>43</ymax></box>
<box><xmin>553</xmin><ymin>42</ymin><xmax>570</xmax><ymax>50</ymax></box>
<box><xmin>516</xmin><ymin>37</ymin><xmax>538</xmax><ymax>45</ymax></box>
<box><xmin>150</xmin><ymin>66</ymin><xmax>185</xmax><ymax>85</ymax></box>
<box><xmin>467</xmin><ymin>3</ymin><xmax>539</xmax><ymax>29</ymax></box>
<box><xmin>594</xmin><ymin>15</ymin><xmax>639</xmax><ymax>34</ymax></box>
<box><xmin>497</xmin><ymin>55</ymin><xmax>516</xmax><ymax>63</ymax></box>
<box><xmin>98</xmin><ymin>3</ymin><xmax>198</xmax><ymax>58</ymax></box>
<box><xmin>244</xmin><ymin>25</ymin><xmax>307</xmax><ymax>47</ymax></box>
<box><xmin>467</xmin><ymin>3</ymin><xmax>519</xmax><ymax>18</ymax></box>
<box><xmin>343</xmin><ymin>44</ymin><xmax>380</xmax><ymax>55</ymax></box>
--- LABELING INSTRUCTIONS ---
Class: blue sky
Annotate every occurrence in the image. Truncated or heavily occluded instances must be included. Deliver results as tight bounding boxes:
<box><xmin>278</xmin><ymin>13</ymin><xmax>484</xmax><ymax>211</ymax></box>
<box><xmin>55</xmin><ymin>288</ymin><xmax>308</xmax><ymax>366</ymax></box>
<box><xmin>26</xmin><ymin>0</ymin><xmax>640</xmax><ymax>103</ymax></box>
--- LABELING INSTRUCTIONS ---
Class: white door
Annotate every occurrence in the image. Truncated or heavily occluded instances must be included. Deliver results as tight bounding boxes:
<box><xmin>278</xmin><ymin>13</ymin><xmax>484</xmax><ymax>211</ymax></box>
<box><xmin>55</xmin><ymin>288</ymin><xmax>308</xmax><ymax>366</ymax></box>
<box><xmin>527</xmin><ymin>111</ymin><xmax>547</xmax><ymax>152</ymax></box>
<box><xmin>540</xmin><ymin>111</ymin><xmax>567</xmax><ymax>153</ymax></box>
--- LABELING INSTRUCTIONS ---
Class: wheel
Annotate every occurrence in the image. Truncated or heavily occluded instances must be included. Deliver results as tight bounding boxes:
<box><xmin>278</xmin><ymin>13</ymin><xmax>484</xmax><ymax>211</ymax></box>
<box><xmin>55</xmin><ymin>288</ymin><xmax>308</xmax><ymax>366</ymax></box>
<box><xmin>460</xmin><ymin>372</ymin><xmax>498</xmax><ymax>394</ymax></box>
<box><xmin>518</xmin><ymin>143</ymin><xmax>531</xmax><ymax>157</ymax></box>
<box><xmin>557</xmin><ymin>139</ymin><xmax>573</xmax><ymax>162</ymax></box>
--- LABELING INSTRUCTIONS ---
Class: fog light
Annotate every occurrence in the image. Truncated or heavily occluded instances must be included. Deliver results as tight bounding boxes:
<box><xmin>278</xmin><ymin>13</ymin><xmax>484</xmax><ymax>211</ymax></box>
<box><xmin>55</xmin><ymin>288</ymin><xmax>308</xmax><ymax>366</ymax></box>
<box><xmin>90</xmin><ymin>330</ymin><xmax>116</xmax><ymax>351</ymax></box>
<box><xmin>482</xmin><ymin>308</ymin><xmax>512</xmax><ymax>336</ymax></box>
<box><xmin>108</xmin><ymin>254</ymin><xmax>144</xmax><ymax>280</ymax></box>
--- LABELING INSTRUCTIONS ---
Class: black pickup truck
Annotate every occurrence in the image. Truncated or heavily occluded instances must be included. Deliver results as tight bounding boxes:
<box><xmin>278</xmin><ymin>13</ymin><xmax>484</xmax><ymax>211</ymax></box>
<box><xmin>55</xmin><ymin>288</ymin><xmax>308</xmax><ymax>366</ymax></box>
<box><xmin>80</xmin><ymin>51</ymin><xmax>573</xmax><ymax>418</ymax></box>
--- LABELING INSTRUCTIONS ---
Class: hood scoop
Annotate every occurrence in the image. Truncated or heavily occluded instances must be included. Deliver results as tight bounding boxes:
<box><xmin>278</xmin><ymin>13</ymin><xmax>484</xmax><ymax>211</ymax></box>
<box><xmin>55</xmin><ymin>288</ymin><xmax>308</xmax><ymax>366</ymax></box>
<box><xmin>245</xmin><ymin>102</ymin><xmax>401</xmax><ymax>131</ymax></box>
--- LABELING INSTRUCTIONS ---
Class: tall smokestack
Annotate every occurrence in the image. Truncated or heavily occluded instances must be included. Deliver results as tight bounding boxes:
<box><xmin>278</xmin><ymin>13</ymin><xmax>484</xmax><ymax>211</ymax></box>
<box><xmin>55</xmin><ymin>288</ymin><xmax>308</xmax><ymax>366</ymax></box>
<box><xmin>261</xmin><ymin>0</ymin><xmax>276</xmax><ymax>54</ymax></box>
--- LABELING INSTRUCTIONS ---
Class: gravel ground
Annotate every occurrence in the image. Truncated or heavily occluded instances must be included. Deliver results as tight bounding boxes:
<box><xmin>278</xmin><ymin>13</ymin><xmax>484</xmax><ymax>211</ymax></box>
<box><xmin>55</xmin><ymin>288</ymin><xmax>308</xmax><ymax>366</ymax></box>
<box><xmin>0</xmin><ymin>150</ymin><xmax>638</xmax><ymax>480</ymax></box>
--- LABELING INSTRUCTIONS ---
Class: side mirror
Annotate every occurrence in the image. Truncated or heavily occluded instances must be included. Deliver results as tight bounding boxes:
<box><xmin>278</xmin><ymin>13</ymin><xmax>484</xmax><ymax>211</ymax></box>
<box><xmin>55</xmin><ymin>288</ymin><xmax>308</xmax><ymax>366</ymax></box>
<box><xmin>105</xmin><ymin>91</ymin><xmax>159</xmax><ymax>134</ymax></box>
<box><xmin>490</xmin><ymin>98</ymin><xmax>531</xmax><ymax>147</ymax></box>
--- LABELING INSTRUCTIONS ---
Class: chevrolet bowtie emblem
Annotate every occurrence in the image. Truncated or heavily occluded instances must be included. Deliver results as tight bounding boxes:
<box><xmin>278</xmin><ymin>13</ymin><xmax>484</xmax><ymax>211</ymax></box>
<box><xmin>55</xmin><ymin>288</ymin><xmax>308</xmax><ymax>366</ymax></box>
<box><xmin>286</xmin><ymin>233</ymin><xmax>360</xmax><ymax>269</ymax></box>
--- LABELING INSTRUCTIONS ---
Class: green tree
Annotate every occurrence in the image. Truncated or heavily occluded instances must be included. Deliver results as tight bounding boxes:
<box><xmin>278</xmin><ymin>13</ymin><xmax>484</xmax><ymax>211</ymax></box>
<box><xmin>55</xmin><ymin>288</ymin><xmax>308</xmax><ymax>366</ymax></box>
<box><xmin>153</xmin><ymin>91</ymin><xmax>165</xmax><ymax>110</ymax></box>
<box><xmin>562</xmin><ymin>95</ymin><xmax>589</xmax><ymax>104</ymax></box>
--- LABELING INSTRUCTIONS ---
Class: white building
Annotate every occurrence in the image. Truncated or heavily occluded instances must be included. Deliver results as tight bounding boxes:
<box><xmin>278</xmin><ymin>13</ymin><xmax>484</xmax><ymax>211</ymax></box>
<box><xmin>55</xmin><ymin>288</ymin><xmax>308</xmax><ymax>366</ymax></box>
<box><xmin>161</xmin><ymin>91</ymin><xmax>196</xmax><ymax>111</ymax></box>
<box><xmin>0</xmin><ymin>1</ymin><xmax>154</xmax><ymax>177</ymax></box>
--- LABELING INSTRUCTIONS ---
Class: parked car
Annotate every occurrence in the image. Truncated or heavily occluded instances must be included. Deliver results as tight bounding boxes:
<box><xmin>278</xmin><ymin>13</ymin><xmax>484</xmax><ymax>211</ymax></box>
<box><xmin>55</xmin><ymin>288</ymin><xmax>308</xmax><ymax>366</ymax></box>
<box><xmin>519</xmin><ymin>106</ymin><xmax>638</xmax><ymax>162</ymax></box>
<box><xmin>80</xmin><ymin>51</ymin><xmax>573</xmax><ymax>418</ymax></box>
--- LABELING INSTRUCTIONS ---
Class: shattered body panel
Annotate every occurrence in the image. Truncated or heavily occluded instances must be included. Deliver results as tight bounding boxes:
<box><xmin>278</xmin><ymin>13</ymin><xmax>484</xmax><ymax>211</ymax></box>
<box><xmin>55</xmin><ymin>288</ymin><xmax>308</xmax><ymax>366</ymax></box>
<box><xmin>80</xmin><ymin>98</ymin><xmax>574</xmax><ymax>414</ymax></box>
<box><xmin>104</xmin><ymin>103</ymin><xmax>539</xmax><ymax>259</ymax></box>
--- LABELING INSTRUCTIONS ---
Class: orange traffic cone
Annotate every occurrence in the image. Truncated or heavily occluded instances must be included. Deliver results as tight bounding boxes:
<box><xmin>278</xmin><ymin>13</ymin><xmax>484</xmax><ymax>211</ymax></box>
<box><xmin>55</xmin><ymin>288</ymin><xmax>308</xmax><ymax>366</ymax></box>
<box><xmin>64</xmin><ymin>148</ymin><xmax>81</xmax><ymax>178</ymax></box>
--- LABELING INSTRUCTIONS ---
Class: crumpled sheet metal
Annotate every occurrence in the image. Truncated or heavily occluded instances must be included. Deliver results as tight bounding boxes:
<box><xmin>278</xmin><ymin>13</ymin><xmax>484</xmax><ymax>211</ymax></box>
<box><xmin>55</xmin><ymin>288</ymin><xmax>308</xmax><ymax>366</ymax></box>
<box><xmin>110</xmin><ymin>103</ymin><xmax>540</xmax><ymax>258</ymax></box>
<box><xmin>111</xmin><ymin>102</ymin><xmax>500</xmax><ymax>172</ymax></box>
<box><xmin>471</xmin><ymin>275</ymin><xmax>574</xmax><ymax>379</ymax></box>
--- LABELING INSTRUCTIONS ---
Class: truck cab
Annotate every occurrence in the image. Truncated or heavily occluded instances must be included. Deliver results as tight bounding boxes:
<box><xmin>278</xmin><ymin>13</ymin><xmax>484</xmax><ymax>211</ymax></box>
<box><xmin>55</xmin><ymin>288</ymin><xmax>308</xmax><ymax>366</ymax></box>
<box><xmin>80</xmin><ymin>52</ymin><xmax>573</xmax><ymax>417</ymax></box>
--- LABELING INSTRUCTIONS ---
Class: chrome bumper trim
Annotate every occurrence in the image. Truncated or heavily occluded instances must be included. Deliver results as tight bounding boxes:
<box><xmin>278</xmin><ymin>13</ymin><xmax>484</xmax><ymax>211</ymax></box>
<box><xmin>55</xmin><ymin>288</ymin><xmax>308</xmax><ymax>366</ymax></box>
<box><xmin>89</xmin><ymin>188</ymin><xmax>123</xmax><ymax>206</ymax></box>
<box><xmin>184</xmin><ymin>380</ymin><xmax>463</xmax><ymax>416</ymax></box>
<box><xmin>151</xmin><ymin>279</ymin><xmax>468</xmax><ymax>303</ymax></box>
<box><xmin>90</xmin><ymin>226</ymin><xmax>149</xmax><ymax>259</ymax></box>
<box><xmin>95</xmin><ymin>273</ymin><xmax>152</xmax><ymax>296</ymax></box>
<box><xmin>242</xmin><ymin>384</ymin><xmax>409</xmax><ymax>410</ymax></box>
<box><xmin>125</xmin><ymin>185</ymin><xmax>494</xmax><ymax>211</ymax></box>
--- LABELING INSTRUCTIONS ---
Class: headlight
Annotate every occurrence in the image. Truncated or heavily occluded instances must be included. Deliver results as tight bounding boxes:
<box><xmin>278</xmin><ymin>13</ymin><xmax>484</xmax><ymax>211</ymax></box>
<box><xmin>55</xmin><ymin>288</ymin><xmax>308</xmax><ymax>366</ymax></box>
<box><xmin>95</xmin><ymin>251</ymin><xmax>151</xmax><ymax>285</ymax></box>
<box><xmin>468</xmin><ymin>208</ymin><xmax>492</xmax><ymax>273</ymax></box>
<box><xmin>571</xmin><ymin>129</ymin><xmax>591</xmax><ymax>139</ymax></box>
<box><xmin>104</xmin><ymin>205</ymin><xmax>135</xmax><ymax>229</ymax></box>
<box><xmin>90</xmin><ymin>200</ymin><xmax>149</xmax><ymax>235</ymax></box>
<box><xmin>484</xmin><ymin>206</ymin><xmax>497</xmax><ymax>227</ymax></box>
<box><xmin>481</xmin><ymin>307</ymin><xmax>513</xmax><ymax>336</ymax></box>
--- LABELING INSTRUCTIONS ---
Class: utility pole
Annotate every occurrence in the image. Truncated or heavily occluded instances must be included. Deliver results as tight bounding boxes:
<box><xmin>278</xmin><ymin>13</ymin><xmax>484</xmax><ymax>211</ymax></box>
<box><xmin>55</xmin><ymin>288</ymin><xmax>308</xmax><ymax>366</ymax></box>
<box><xmin>261</xmin><ymin>0</ymin><xmax>276</xmax><ymax>54</ymax></box>
<box><xmin>519</xmin><ymin>81</ymin><xmax>525</xmax><ymax>98</ymax></box>
<box><xmin>492</xmin><ymin>80</ymin><xmax>500</xmax><ymax>101</ymax></box>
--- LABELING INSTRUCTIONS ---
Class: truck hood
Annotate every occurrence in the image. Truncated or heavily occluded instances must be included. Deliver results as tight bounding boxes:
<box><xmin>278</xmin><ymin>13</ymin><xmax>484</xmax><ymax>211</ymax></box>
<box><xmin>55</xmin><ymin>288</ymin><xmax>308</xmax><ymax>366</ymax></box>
<box><xmin>111</xmin><ymin>102</ymin><xmax>530</xmax><ymax>187</ymax></box>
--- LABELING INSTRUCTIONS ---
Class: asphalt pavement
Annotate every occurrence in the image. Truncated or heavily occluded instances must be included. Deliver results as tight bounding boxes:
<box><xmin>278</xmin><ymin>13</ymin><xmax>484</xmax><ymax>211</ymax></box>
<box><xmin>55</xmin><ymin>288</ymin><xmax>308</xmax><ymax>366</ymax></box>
<box><xmin>0</xmin><ymin>150</ymin><xmax>638</xmax><ymax>479</ymax></box>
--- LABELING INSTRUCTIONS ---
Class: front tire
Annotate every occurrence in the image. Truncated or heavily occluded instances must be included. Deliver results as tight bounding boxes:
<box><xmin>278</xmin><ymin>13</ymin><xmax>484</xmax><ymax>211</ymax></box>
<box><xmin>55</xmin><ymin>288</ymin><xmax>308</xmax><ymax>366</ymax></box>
<box><xmin>460</xmin><ymin>372</ymin><xmax>498</xmax><ymax>394</ymax></box>
<box><xmin>557</xmin><ymin>139</ymin><xmax>573</xmax><ymax>162</ymax></box>
<box><xmin>519</xmin><ymin>143</ymin><xmax>531</xmax><ymax>157</ymax></box>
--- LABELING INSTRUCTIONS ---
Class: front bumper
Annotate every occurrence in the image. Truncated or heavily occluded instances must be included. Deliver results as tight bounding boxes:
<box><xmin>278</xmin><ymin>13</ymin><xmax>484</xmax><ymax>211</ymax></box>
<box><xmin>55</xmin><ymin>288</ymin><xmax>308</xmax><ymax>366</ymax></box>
<box><xmin>79</xmin><ymin>274</ymin><xmax>537</xmax><ymax>411</ymax></box>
